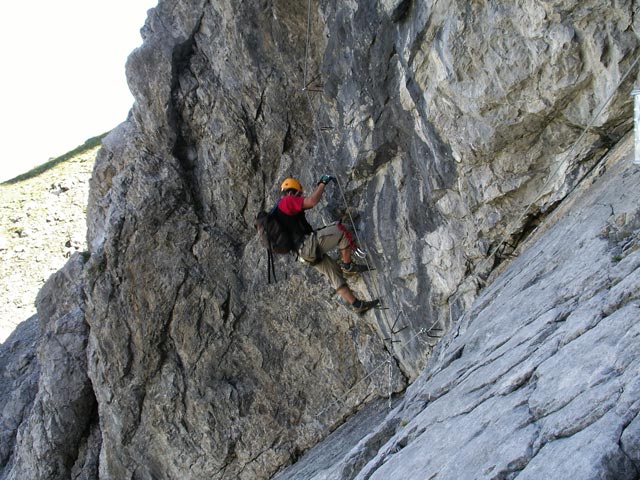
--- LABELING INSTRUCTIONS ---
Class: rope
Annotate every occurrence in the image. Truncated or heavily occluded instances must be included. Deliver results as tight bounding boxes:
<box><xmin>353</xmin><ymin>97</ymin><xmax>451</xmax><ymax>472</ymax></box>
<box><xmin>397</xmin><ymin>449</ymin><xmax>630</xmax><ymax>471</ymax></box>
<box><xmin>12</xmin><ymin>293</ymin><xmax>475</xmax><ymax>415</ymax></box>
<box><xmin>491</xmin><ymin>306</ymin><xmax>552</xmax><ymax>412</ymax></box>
<box><xmin>336</xmin><ymin>222</ymin><xmax>359</xmax><ymax>252</ymax></box>
<box><xmin>274</xmin><ymin>0</ymin><xmax>474</xmax><ymax>426</ymax></box>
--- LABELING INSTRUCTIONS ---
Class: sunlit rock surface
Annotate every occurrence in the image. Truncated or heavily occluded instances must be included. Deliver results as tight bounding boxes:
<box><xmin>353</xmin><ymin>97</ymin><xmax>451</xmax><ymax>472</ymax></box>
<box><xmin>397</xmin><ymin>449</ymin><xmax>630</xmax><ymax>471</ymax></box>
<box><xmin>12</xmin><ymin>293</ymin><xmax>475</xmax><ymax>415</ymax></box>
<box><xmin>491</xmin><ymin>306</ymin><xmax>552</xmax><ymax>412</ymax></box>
<box><xmin>2</xmin><ymin>1</ymin><xmax>639</xmax><ymax>478</ymax></box>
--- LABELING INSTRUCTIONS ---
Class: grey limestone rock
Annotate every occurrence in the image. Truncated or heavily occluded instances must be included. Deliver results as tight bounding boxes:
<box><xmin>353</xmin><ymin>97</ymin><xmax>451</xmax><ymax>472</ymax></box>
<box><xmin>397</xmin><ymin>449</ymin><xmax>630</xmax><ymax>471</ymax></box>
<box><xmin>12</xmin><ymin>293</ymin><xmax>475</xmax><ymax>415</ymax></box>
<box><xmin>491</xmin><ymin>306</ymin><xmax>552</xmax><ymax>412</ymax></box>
<box><xmin>0</xmin><ymin>316</ymin><xmax>39</xmax><ymax>474</ymax></box>
<box><xmin>1</xmin><ymin>253</ymin><xmax>96</xmax><ymax>479</ymax></box>
<box><xmin>278</xmin><ymin>137</ymin><xmax>640</xmax><ymax>479</ymax></box>
<box><xmin>3</xmin><ymin>0</ymin><xmax>640</xmax><ymax>479</ymax></box>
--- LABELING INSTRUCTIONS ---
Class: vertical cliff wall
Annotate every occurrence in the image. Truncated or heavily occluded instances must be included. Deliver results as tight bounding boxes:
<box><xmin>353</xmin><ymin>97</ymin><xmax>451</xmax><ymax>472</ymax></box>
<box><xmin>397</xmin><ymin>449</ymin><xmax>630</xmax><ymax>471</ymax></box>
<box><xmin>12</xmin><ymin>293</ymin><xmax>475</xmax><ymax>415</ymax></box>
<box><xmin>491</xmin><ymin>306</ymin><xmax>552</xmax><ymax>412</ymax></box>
<box><xmin>275</xmin><ymin>134</ymin><xmax>640</xmax><ymax>480</ymax></box>
<box><xmin>2</xmin><ymin>0</ymin><xmax>640</xmax><ymax>479</ymax></box>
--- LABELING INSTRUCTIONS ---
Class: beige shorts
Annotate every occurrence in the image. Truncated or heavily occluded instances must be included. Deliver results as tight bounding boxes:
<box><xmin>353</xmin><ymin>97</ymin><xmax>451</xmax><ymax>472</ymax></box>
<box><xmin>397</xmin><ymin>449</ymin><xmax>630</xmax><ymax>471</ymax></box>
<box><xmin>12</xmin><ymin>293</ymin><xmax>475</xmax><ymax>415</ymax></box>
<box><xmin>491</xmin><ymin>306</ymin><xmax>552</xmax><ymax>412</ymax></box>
<box><xmin>298</xmin><ymin>222</ymin><xmax>351</xmax><ymax>291</ymax></box>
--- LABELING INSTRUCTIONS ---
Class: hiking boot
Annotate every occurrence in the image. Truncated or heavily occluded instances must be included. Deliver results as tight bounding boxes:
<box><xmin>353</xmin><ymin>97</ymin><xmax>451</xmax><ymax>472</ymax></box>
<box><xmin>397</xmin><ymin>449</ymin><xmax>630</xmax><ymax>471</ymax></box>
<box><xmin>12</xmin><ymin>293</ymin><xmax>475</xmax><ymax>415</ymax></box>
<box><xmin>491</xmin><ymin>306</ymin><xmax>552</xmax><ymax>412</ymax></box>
<box><xmin>341</xmin><ymin>262</ymin><xmax>374</xmax><ymax>276</ymax></box>
<box><xmin>350</xmin><ymin>299</ymin><xmax>381</xmax><ymax>314</ymax></box>
<box><xmin>341</xmin><ymin>263</ymin><xmax>360</xmax><ymax>276</ymax></box>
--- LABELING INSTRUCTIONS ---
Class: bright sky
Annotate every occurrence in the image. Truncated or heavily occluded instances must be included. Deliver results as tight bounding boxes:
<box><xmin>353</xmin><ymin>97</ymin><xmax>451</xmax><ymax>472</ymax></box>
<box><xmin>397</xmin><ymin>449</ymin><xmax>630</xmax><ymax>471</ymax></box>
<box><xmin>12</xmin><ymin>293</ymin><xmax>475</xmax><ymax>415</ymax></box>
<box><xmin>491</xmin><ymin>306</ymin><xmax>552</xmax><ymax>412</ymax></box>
<box><xmin>0</xmin><ymin>0</ymin><xmax>157</xmax><ymax>182</ymax></box>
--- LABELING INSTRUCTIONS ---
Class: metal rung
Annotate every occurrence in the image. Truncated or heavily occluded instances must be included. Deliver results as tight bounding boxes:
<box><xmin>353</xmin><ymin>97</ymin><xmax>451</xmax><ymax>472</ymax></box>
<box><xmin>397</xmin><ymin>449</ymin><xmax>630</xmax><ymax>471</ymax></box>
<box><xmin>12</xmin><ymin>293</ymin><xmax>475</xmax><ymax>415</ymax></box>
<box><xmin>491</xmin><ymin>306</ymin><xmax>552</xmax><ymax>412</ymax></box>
<box><xmin>391</xmin><ymin>325</ymin><xmax>409</xmax><ymax>335</ymax></box>
<box><xmin>304</xmin><ymin>82</ymin><xmax>325</xmax><ymax>92</ymax></box>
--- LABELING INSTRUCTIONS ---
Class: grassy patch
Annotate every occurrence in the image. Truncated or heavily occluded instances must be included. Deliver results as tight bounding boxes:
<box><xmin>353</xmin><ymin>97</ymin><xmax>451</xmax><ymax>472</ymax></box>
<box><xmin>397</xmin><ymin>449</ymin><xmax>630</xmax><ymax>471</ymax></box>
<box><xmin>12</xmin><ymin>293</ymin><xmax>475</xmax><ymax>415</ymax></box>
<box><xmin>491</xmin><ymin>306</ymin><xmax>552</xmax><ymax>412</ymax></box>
<box><xmin>2</xmin><ymin>131</ymin><xmax>109</xmax><ymax>185</ymax></box>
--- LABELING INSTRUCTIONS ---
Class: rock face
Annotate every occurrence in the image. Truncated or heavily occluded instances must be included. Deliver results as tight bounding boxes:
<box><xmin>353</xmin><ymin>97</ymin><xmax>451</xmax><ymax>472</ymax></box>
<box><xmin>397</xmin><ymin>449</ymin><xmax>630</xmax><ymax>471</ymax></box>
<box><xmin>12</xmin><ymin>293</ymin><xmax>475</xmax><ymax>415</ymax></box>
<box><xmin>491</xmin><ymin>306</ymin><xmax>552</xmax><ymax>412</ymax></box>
<box><xmin>274</xmin><ymin>137</ymin><xmax>640</xmax><ymax>479</ymax></box>
<box><xmin>1</xmin><ymin>253</ymin><xmax>97</xmax><ymax>479</ymax></box>
<box><xmin>2</xmin><ymin>0</ymin><xmax>640</xmax><ymax>479</ymax></box>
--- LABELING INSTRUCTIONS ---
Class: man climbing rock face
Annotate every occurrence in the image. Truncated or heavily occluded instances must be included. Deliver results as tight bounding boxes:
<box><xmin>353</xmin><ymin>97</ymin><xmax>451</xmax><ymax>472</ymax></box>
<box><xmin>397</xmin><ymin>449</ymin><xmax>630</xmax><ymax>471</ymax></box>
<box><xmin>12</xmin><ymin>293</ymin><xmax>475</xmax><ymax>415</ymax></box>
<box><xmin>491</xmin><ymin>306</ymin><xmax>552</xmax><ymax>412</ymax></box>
<box><xmin>276</xmin><ymin>175</ymin><xmax>380</xmax><ymax>314</ymax></box>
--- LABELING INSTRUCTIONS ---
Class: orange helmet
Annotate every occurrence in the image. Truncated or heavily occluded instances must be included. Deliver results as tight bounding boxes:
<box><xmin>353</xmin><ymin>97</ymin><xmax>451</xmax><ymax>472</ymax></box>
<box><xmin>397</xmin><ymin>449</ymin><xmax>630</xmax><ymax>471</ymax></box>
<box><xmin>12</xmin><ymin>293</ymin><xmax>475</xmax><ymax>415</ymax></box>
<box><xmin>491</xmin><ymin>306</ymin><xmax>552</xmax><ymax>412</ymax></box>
<box><xmin>280</xmin><ymin>177</ymin><xmax>303</xmax><ymax>193</ymax></box>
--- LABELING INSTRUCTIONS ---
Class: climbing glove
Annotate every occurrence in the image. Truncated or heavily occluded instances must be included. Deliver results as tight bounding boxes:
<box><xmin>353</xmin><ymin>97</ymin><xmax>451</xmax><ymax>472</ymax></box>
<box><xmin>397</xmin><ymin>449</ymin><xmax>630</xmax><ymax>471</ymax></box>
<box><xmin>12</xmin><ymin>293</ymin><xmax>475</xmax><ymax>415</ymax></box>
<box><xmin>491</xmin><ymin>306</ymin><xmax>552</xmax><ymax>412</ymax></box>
<box><xmin>318</xmin><ymin>174</ymin><xmax>336</xmax><ymax>185</ymax></box>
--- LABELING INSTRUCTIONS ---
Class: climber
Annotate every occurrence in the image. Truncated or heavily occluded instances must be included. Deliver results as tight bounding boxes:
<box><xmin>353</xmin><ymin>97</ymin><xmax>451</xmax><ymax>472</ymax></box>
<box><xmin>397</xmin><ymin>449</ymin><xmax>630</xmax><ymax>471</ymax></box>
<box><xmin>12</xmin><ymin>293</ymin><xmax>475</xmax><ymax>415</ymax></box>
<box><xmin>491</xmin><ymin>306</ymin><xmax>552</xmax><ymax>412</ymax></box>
<box><xmin>277</xmin><ymin>176</ymin><xmax>381</xmax><ymax>314</ymax></box>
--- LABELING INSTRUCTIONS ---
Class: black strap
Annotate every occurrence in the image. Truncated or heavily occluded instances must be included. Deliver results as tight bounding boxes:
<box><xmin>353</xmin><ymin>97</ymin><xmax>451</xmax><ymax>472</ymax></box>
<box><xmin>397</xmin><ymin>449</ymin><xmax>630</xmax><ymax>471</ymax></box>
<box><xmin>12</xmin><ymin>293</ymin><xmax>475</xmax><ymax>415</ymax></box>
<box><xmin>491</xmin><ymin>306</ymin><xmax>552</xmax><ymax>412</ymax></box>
<box><xmin>267</xmin><ymin>244</ymin><xmax>277</xmax><ymax>284</ymax></box>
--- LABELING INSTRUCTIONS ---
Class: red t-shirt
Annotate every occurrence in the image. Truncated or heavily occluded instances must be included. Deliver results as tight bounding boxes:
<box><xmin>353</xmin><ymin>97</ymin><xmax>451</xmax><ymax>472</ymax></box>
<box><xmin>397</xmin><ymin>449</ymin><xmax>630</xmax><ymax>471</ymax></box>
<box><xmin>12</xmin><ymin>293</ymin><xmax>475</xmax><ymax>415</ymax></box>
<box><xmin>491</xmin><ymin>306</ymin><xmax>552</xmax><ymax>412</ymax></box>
<box><xmin>278</xmin><ymin>195</ymin><xmax>305</xmax><ymax>215</ymax></box>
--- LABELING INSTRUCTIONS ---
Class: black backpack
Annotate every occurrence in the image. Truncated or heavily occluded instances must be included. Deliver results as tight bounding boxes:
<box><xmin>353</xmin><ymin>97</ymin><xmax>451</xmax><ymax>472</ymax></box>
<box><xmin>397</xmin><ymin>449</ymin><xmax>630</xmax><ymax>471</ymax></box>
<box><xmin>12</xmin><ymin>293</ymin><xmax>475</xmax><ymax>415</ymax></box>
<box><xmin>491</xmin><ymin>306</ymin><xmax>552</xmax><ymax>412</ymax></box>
<box><xmin>254</xmin><ymin>204</ymin><xmax>294</xmax><ymax>282</ymax></box>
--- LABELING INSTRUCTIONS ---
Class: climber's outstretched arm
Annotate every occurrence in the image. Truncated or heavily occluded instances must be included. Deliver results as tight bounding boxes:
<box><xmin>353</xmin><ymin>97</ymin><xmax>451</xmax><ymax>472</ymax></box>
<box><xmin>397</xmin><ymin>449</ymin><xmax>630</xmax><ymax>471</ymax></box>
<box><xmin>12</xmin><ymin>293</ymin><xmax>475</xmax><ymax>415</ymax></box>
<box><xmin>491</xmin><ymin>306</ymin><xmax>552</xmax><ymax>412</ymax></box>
<box><xmin>302</xmin><ymin>183</ymin><xmax>325</xmax><ymax>209</ymax></box>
